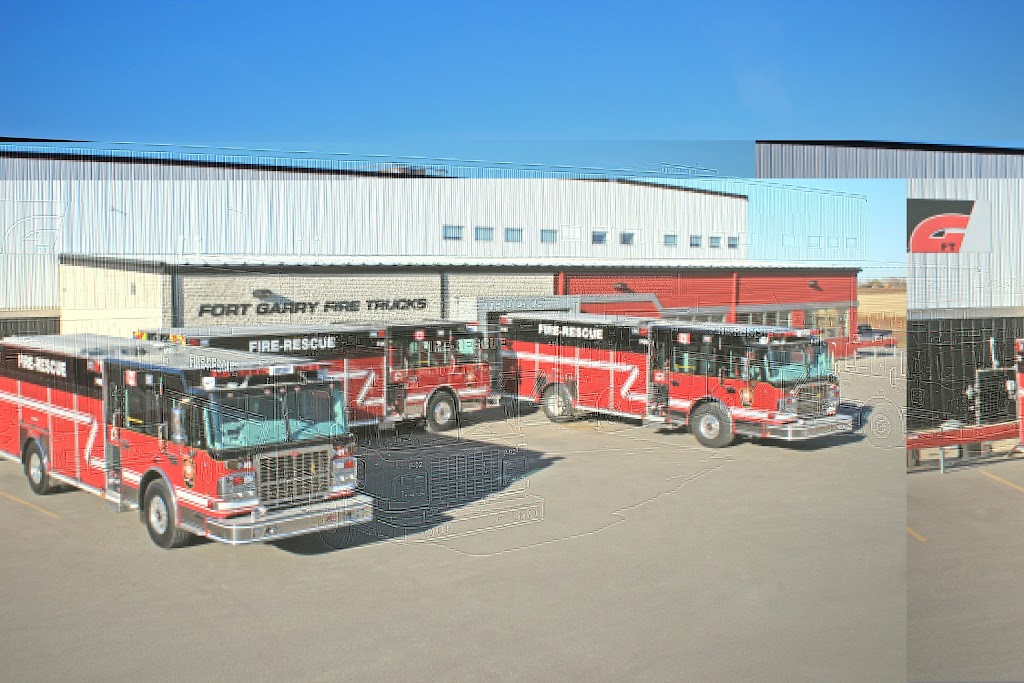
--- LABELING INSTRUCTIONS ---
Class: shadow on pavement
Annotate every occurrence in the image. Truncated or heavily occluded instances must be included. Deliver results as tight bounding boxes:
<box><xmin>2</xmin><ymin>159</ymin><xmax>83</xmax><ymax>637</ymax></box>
<box><xmin>274</xmin><ymin>422</ymin><xmax>560</xmax><ymax>555</ymax></box>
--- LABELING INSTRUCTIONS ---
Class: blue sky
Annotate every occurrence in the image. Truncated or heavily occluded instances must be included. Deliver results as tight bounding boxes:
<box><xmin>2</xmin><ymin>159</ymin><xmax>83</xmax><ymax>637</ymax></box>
<box><xmin>1</xmin><ymin>1</ymin><xmax>1014</xmax><ymax>277</ymax></box>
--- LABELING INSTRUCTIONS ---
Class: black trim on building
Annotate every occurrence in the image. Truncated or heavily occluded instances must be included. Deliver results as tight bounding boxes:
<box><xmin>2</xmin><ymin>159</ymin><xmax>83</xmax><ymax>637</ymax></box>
<box><xmin>757</xmin><ymin>140</ymin><xmax>1024</xmax><ymax>156</ymax></box>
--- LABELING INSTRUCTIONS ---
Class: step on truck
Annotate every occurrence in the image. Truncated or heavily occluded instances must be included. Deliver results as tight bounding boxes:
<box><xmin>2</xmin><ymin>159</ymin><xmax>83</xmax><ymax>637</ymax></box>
<box><xmin>497</xmin><ymin>313</ymin><xmax>853</xmax><ymax>448</ymax></box>
<box><xmin>0</xmin><ymin>334</ymin><xmax>373</xmax><ymax>548</ymax></box>
<box><xmin>136</xmin><ymin>321</ymin><xmax>497</xmax><ymax>432</ymax></box>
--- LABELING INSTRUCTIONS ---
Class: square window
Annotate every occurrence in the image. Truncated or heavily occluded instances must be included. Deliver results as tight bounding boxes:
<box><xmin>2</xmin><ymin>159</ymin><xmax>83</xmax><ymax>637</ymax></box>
<box><xmin>808</xmin><ymin>235</ymin><xmax>821</xmax><ymax>247</ymax></box>
<box><xmin>540</xmin><ymin>229</ymin><xmax>558</xmax><ymax>244</ymax></box>
<box><xmin>847</xmin><ymin>237</ymin><xmax>859</xmax><ymax>248</ymax></box>
<box><xmin>827</xmin><ymin>236</ymin><xmax>840</xmax><ymax>248</ymax></box>
<box><xmin>664</xmin><ymin>233</ymin><xmax>678</xmax><ymax>247</ymax></box>
<box><xmin>592</xmin><ymin>231</ymin><xmax>608</xmax><ymax>245</ymax></box>
<box><xmin>505</xmin><ymin>228</ymin><xmax>524</xmax><ymax>243</ymax></box>
<box><xmin>689</xmin><ymin>235</ymin><xmax>702</xmax><ymax>248</ymax></box>
<box><xmin>620</xmin><ymin>232</ymin><xmax>635</xmax><ymax>246</ymax></box>
<box><xmin>727</xmin><ymin>236</ymin><xmax>739</xmax><ymax>249</ymax></box>
<box><xmin>442</xmin><ymin>225</ymin><xmax>463</xmax><ymax>241</ymax></box>
<box><xmin>782</xmin><ymin>234</ymin><xmax>797</xmax><ymax>247</ymax></box>
<box><xmin>475</xmin><ymin>226</ymin><xmax>494</xmax><ymax>241</ymax></box>
<box><xmin>709</xmin><ymin>235</ymin><xmax>722</xmax><ymax>249</ymax></box>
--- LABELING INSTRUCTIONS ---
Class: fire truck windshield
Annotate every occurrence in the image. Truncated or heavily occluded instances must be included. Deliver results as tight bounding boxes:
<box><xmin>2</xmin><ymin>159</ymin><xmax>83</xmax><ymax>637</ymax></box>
<box><xmin>204</xmin><ymin>385</ymin><xmax>347</xmax><ymax>451</ymax></box>
<box><xmin>758</xmin><ymin>344</ymin><xmax>833</xmax><ymax>385</ymax></box>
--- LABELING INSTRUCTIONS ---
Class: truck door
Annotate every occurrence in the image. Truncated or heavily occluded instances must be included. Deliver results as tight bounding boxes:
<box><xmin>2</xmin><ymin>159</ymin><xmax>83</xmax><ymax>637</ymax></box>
<box><xmin>650</xmin><ymin>330</ymin><xmax>671</xmax><ymax>414</ymax></box>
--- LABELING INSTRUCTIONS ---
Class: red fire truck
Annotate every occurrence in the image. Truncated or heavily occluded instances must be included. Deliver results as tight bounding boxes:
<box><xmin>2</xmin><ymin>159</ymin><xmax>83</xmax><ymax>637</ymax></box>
<box><xmin>498</xmin><ymin>313</ymin><xmax>853</xmax><ymax>447</ymax></box>
<box><xmin>136</xmin><ymin>321</ymin><xmax>496</xmax><ymax>432</ymax></box>
<box><xmin>0</xmin><ymin>334</ymin><xmax>373</xmax><ymax>548</ymax></box>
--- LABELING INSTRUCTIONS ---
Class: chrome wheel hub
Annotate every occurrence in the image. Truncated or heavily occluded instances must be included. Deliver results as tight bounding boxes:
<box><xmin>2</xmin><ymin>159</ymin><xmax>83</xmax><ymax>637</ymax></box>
<box><xmin>699</xmin><ymin>414</ymin><xmax>721</xmax><ymax>439</ymax></box>
<box><xmin>149</xmin><ymin>496</ymin><xmax>169</xmax><ymax>535</ymax></box>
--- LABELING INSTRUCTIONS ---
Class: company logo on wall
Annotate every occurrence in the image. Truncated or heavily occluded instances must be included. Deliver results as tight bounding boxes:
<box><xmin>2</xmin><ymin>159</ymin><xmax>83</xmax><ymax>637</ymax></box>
<box><xmin>196</xmin><ymin>299</ymin><xmax>429</xmax><ymax>318</ymax></box>
<box><xmin>906</xmin><ymin>199</ymin><xmax>976</xmax><ymax>254</ymax></box>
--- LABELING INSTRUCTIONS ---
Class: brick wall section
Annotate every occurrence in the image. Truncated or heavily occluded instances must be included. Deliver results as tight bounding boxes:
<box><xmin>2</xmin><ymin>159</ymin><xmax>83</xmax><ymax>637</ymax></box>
<box><xmin>180</xmin><ymin>272</ymin><xmax>443</xmax><ymax>326</ymax></box>
<box><xmin>59</xmin><ymin>263</ymin><xmax>168</xmax><ymax>336</ymax></box>
<box><xmin>444</xmin><ymin>272</ymin><xmax>556</xmax><ymax>321</ymax></box>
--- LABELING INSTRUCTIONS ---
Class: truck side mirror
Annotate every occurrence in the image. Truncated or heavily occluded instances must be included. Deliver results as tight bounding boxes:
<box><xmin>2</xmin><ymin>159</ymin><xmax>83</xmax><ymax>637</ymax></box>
<box><xmin>170</xmin><ymin>406</ymin><xmax>186</xmax><ymax>445</ymax></box>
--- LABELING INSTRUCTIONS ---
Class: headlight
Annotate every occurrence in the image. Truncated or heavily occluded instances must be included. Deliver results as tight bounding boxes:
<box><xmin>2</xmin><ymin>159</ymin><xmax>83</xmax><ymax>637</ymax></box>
<box><xmin>330</xmin><ymin>448</ymin><xmax>358</xmax><ymax>493</ymax></box>
<box><xmin>217</xmin><ymin>471</ymin><xmax>256</xmax><ymax>505</ymax></box>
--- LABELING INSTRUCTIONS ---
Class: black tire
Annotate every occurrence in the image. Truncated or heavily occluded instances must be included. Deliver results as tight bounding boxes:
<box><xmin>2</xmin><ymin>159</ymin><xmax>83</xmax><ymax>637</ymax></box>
<box><xmin>143</xmin><ymin>479</ymin><xmax>192</xmax><ymax>549</ymax></box>
<box><xmin>541</xmin><ymin>384</ymin><xmax>575</xmax><ymax>423</ymax></box>
<box><xmin>426</xmin><ymin>392</ymin><xmax>459</xmax><ymax>432</ymax></box>
<box><xmin>690</xmin><ymin>403</ymin><xmax>734</xmax><ymax>448</ymax></box>
<box><xmin>24</xmin><ymin>441</ymin><xmax>57</xmax><ymax>495</ymax></box>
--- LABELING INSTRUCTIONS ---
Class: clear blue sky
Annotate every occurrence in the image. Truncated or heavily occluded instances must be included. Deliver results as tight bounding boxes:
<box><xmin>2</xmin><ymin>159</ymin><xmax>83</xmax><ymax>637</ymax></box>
<box><xmin>1</xmin><ymin>1</ymin><xmax>1014</xmax><ymax>277</ymax></box>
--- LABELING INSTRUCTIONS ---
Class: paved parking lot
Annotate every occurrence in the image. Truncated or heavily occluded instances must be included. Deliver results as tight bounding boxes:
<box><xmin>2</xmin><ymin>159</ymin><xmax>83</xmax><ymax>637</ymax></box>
<box><xmin>0</xmin><ymin>354</ymin><xmax>905</xmax><ymax>682</ymax></box>
<box><xmin>909</xmin><ymin>451</ymin><xmax>1024</xmax><ymax>682</ymax></box>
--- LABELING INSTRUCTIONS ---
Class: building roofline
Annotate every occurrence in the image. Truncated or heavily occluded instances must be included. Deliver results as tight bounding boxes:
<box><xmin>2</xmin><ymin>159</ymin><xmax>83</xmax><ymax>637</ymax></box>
<box><xmin>0</xmin><ymin>144</ymin><xmax>745</xmax><ymax>198</ymax></box>
<box><xmin>58</xmin><ymin>253</ymin><xmax>861</xmax><ymax>276</ymax></box>
<box><xmin>756</xmin><ymin>139</ymin><xmax>1024</xmax><ymax>156</ymax></box>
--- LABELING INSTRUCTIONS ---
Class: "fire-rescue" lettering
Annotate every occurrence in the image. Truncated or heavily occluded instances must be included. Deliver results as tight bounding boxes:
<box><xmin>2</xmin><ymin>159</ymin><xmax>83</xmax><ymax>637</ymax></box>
<box><xmin>537</xmin><ymin>324</ymin><xmax>604</xmax><ymax>340</ymax></box>
<box><xmin>248</xmin><ymin>337</ymin><xmax>339</xmax><ymax>353</ymax></box>
<box><xmin>17</xmin><ymin>354</ymin><xmax>67</xmax><ymax>378</ymax></box>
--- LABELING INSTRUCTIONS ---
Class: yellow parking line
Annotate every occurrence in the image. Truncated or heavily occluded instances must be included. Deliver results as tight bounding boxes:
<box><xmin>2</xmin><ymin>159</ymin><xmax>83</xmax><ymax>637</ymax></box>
<box><xmin>906</xmin><ymin>527</ymin><xmax>927</xmax><ymax>543</ymax></box>
<box><xmin>980</xmin><ymin>469</ymin><xmax>1024</xmax><ymax>494</ymax></box>
<box><xmin>0</xmin><ymin>490</ymin><xmax>61</xmax><ymax>519</ymax></box>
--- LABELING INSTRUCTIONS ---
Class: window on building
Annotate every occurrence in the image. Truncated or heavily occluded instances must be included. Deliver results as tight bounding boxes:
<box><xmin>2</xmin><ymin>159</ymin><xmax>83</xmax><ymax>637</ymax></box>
<box><xmin>475</xmin><ymin>226</ymin><xmax>494</xmax><ymax>241</ymax></box>
<box><xmin>592</xmin><ymin>231</ymin><xmax>608</xmax><ymax>245</ymax></box>
<box><xmin>782</xmin><ymin>234</ymin><xmax>797</xmax><ymax>247</ymax></box>
<box><xmin>442</xmin><ymin>225</ymin><xmax>463</xmax><ymax>241</ymax></box>
<box><xmin>689</xmin><ymin>235</ymin><xmax>702</xmax><ymax>248</ymax></box>
<box><xmin>620</xmin><ymin>232</ymin><xmax>635</xmax><ymax>246</ymax></box>
<box><xmin>808</xmin><ymin>235</ymin><xmax>821</xmax><ymax>248</ymax></box>
<box><xmin>709</xmin><ymin>235</ymin><xmax>722</xmax><ymax>249</ymax></box>
<box><xmin>827</xmin><ymin>236</ymin><xmax>840</xmax><ymax>248</ymax></box>
<box><xmin>664</xmin><ymin>233</ymin><xmax>678</xmax><ymax>247</ymax></box>
<box><xmin>505</xmin><ymin>228</ymin><xmax>524</xmax><ymax>243</ymax></box>
<box><xmin>540</xmin><ymin>229</ymin><xmax>558</xmax><ymax>244</ymax></box>
<box><xmin>727</xmin><ymin>236</ymin><xmax>739</xmax><ymax>249</ymax></box>
<box><xmin>847</xmin><ymin>237</ymin><xmax>859</xmax><ymax>249</ymax></box>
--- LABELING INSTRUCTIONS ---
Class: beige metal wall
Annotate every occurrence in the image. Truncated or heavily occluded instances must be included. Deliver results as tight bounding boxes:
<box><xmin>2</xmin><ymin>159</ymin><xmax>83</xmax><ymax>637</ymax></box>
<box><xmin>60</xmin><ymin>263</ymin><xmax>170</xmax><ymax>336</ymax></box>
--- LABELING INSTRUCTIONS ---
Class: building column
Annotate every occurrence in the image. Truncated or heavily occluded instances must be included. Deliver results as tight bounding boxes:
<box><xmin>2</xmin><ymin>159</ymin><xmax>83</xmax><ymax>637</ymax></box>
<box><xmin>726</xmin><ymin>271</ymin><xmax>739</xmax><ymax>324</ymax></box>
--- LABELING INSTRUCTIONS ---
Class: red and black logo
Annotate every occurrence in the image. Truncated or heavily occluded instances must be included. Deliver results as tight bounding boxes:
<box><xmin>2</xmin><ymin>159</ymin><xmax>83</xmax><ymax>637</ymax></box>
<box><xmin>907</xmin><ymin>199</ymin><xmax>975</xmax><ymax>253</ymax></box>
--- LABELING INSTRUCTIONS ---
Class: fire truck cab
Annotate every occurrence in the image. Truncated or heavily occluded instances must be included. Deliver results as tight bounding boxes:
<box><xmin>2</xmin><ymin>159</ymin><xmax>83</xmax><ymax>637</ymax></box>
<box><xmin>0</xmin><ymin>334</ymin><xmax>373</xmax><ymax>548</ymax></box>
<box><xmin>647</xmin><ymin>321</ymin><xmax>854</xmax><ymax>447</ymax></box>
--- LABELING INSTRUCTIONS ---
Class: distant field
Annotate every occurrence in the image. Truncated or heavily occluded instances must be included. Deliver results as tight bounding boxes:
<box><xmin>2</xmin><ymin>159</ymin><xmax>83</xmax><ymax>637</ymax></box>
<box><xmin>858</xmin><ymin>289</ymin><xmax>906</xmax><ymax>317</ymax></box>
<box><xmin>857</xmin><ymin>289</ymin><xmax>907</xmax><ymax>346</ymax></box>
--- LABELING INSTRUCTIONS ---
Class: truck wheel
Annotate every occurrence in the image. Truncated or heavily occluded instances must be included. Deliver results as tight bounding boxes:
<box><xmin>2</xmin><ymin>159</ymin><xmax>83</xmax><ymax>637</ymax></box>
<box><xmin>426</xmin><ymin>392</ymin><xmax>459</xmax><ymax>432</ymax></box>
<box><xmin>144</xmin><ymin>479</ymin><xmax>192</xmax><ymax>549</ymax></box>
<box><xmin>690</xmin><ymin>403</ymin><xmax>734</xmax><ymax>448</ymax></box>
<box><xmin>541</xmin><ymin>384</ymin><xmax>575</xmax><ymax>423</ymax></box>
<box><xmin>24</xmin><ymin>441</ymin><xmax>56</xmax><ymax>495</ymax></box>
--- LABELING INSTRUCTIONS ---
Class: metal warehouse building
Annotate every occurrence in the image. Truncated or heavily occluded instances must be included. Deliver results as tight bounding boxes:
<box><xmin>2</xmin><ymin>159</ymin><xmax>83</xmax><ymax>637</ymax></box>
<box><xmin>1</xmin><ymin>143</ymin><xmax>864</xmax><ymax>347</ymax></box>
<box><xmin>756</xmin><ymin>140</ymin><xmax>1024</xmax><ymax>430</ymax></box>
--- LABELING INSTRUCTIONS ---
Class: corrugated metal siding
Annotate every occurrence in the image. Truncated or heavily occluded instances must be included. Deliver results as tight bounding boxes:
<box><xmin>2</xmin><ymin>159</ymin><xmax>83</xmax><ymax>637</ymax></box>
<box><xmin>1</xmin><ymin>153</ymin><xmax>751</xmax><ymax>314</ymax></box>
<box><xmin>756</xmin><ymin>143</ymin><xmax>1024</xmax><ymax>179</ymax></box>
<box><xmin>654</xmin><ymin>177</ymin><xmax>867</xmax><ymax>262</ymax></box>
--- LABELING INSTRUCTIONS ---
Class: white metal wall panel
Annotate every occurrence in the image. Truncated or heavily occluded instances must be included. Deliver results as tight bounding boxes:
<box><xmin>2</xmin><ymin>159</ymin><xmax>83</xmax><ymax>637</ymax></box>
<box><xmin>1</xmin><ymin>155</ymin><xmax>748</xmax><ymax>267</ymax></box>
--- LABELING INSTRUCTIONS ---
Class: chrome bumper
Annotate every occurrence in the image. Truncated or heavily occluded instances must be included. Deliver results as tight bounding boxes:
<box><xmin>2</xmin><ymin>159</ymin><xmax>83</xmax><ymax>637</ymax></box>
<box><xmin>764</xmin><ymin>414</ymin><xmax>854</xmax><ymax>441</ymax></box>
<box><xmin>204</xmin><ymin>494</ymin><xmax>374</xmax><ymax>545</ymax></box>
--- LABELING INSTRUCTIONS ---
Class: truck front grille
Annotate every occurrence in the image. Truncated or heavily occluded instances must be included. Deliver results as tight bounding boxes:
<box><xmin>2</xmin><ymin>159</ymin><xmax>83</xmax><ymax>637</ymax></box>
<box><xmin>257</xmin><ymin>448</ymin><xmax>331</xmax><ymax>509</ymax></box>
<box><xmin>795</xmin><ymin>384</ymin><xmax>828</xmax><ymax>418</ymax></box>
